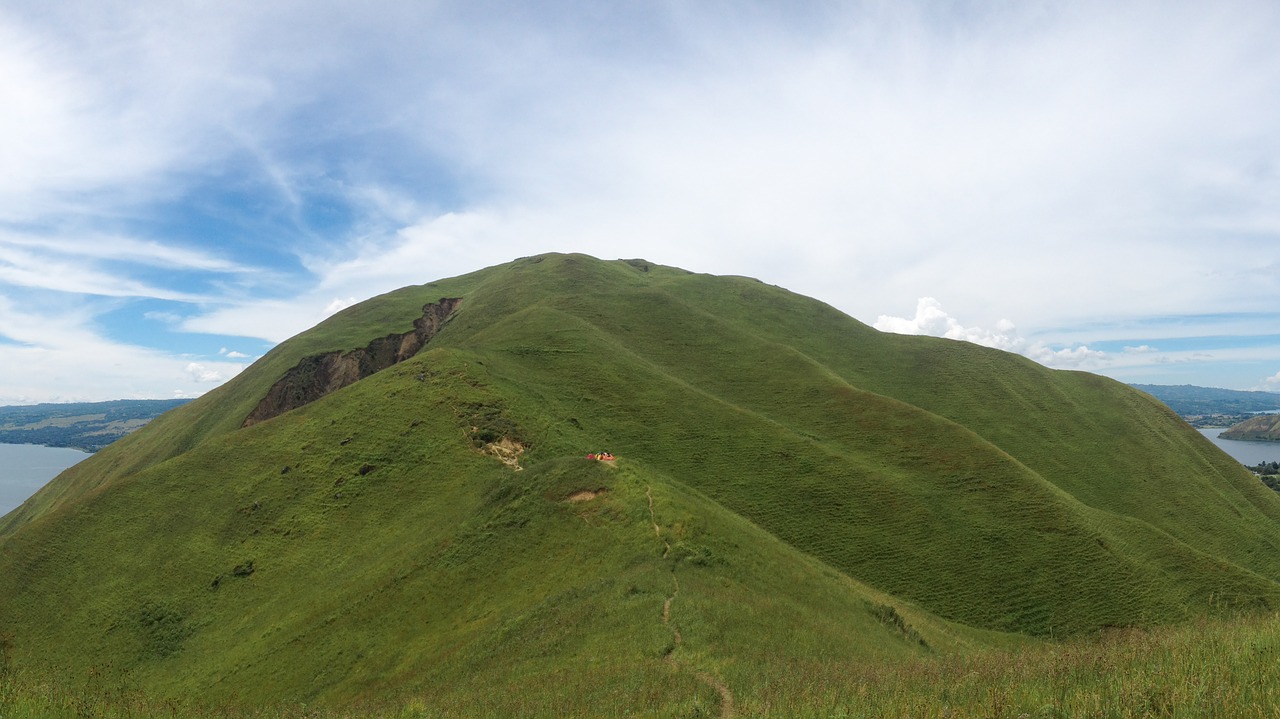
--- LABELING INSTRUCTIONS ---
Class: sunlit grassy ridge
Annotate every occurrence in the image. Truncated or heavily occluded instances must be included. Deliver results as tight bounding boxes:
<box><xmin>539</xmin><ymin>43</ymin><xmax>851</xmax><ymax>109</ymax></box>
<box><xmin>0</xmin><ymin>350</ymin><xmax>975</xmax><ymax>709</ymax></box>
<box><xmin>3</xmin><ymin>253</ymin><xmax>1280</xmax><ymax>714</ymax></box>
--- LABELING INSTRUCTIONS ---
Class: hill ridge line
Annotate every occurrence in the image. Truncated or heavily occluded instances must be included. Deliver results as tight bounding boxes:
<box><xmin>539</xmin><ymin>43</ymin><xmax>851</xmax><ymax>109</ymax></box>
<box><xmin>567</xmin><ymin>293</ymin><xmax>1064</xmax><ymax>495</ymax></box>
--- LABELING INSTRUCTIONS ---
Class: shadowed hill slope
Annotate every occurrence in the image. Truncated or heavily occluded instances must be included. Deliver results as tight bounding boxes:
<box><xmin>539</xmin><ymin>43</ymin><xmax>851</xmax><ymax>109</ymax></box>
<box><xmin>3</xmin><ymin>253</ymin><xmax>1280</xmax><ymax>712</ymax></box>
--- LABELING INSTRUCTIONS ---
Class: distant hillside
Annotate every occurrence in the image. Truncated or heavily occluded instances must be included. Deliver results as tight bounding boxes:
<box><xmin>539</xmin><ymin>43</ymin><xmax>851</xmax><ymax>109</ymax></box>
<box><xmin>1222</xmin><ymin>414</ymin><xmax>1280</xmax><ymax>442</ymax></box>
<box><xmin>1130</xmin><ymin>384</ymin><xmax>1280</xmax><ymax>421</ymax></box>
<box><xmin>0</xmin><ymin>399</ymin><xmax>192</xmax><ymax>451</ymax></box>
<box><xmin>3</xmin><ymin>254</ymin><xmax>1280</xmax><ymax>715</ymax></box>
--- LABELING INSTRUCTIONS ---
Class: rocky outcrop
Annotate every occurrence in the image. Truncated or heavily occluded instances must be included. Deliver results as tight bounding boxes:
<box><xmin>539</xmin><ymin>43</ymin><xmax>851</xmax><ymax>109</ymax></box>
<box><xmin>242</xmin><ymin>298</ymin><xmax>461</xmax><ymax>427</ymax></box>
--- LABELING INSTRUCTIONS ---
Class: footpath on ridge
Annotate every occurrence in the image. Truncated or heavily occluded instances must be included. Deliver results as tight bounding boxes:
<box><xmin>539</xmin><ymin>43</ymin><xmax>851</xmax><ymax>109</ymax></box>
<box><xmin>646</xmin><ymin>484</ymin><xmax>735</xmax><ymax>719</ymax></box>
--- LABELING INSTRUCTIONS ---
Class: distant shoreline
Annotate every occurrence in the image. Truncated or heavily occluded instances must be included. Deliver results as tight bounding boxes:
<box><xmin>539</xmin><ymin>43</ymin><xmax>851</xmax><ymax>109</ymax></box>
<box><xmin>1196</xmin><ymin>428</ymin><xmax>1280</xmax><ymax>465</ymax></box>
<box><xmin>0</xmin><ymin>398</ymin><xmax>190</xmax><ymax>452</ymax></box>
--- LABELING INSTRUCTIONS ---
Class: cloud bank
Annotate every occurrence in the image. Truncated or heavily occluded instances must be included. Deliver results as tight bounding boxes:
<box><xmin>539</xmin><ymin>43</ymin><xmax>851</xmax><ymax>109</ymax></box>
<box><xmin>874</xmin><ymin>297</ymin><xmax>1107</xmax><ymax>369</ymax></box>
<box><xmin>2</xmin><ymin>1</ymin><xmax>1280</xmax><ymax>399</ymax></box>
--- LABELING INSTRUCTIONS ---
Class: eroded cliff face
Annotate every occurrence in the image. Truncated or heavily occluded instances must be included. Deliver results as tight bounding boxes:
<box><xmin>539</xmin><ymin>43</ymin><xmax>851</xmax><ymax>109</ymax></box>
<box><xmin>242</xmin><ymin>298</ymin><xmax>461</xmax><ymax>427</ymax></box>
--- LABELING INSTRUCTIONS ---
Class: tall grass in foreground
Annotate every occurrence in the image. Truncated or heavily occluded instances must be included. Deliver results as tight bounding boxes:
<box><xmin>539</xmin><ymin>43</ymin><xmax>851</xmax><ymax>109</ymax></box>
<box><xmin>747</xmin><ymin>611</ymin><xmax>1280</xmax><ymax>718</ymax></box>
<box><xmin>5</xmin><ymin>611</ymin><xmax>1280</xmax><ymax>718</ymax></box>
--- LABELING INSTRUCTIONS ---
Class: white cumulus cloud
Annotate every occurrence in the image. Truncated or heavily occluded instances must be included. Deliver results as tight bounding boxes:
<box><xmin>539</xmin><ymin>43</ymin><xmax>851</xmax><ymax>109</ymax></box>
<box><xmin>324</xmin><ymin>297</ymin><xmax>359</xmax><ymax>316</ymax></box>
<box><xmin>875</xmin><ymin>297</ymin><xmax>1106</xmax><ymax>370</ymax></box>
<box><xmin>184</xmin><ymin>363</ymin><xmax>225</xmax><ymax>384</ymax></box>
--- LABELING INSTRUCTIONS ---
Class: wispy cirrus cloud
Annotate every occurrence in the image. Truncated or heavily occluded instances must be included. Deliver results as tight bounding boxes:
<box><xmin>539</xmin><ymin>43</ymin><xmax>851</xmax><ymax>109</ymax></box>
<box><xmin>3</xmin><ymin>0</ymin><xmax>1280</xmax><ymax>400</ymax></box>
<box><xmin>1</xmin><ymin>231</ymin><xmax>248</xmax><ymax>272</ymax></box>
<box><xmin>0</xmin><ymin>295</ymin><xmax>247</xmax><ymax>404</ymax></box>
<box><xmin>0</xmin><ymin>227</ymin><xmax>257</xmax><ymax>303</ymax></box>
<box><xmin>0</xmin><ymin>244</ymin><xmax>205</xmax><ymax>301</ymax></box>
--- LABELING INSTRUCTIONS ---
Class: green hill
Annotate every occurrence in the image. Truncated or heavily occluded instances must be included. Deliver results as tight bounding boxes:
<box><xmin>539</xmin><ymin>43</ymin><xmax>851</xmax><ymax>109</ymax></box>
<box><xmin>1221</xmin><ymin>413</ymin><xmax>1280</xmax><ymax>442</ymax></box>
<box><xmin>3</xmin><ymin>253</ymin><xmax>1280</xmax><ymax>715</ymax></box>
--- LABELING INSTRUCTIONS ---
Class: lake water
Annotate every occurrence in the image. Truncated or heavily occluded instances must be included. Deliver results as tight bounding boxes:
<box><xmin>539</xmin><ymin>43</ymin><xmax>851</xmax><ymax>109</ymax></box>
<box><xmin>0</xmin><ymin>443</ymin><xmax>88</xmax><ymax>517</ymax></box>
<box><xmin>1197</xmin><ymin>428</ymin><xmax>1280</xmax><ymax>466</ymax></box>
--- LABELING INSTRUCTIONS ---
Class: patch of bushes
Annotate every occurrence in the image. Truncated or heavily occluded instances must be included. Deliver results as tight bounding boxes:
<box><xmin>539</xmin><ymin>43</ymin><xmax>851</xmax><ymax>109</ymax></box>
<box><xmin>133</xmin><ymin>602</ymin><xmax>192</xmax><ymax>659</ymax></box>
<box><xmin>867</xmin><ymin>601</ymin><xmax>929</xmax><ymax>649</ymax></box>
<box><xmin>458</xmin><ymin>400</ymin><xmax>525</xmax><ymax>448</ymax></box>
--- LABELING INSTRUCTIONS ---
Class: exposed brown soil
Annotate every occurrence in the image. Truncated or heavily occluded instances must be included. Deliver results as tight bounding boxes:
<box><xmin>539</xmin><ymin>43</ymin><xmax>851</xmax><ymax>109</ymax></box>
<box><xmin>566</xmin><ymin>489</ymin><xmax>604</xmax><ymax>502</ymax></box>
<box><xmin>662</xmin><ymin>574</ymin><xmax>678</xmax><ymax>625</ymax></box>
<box><xmin>243</xmin><ymin>298</ymin><xmax>461</xmax><ymax>427</ymax></box>
<box><xmin>645</xmin><ymin>486</ymin><xmax>661</xmax><ymax>537</ymax></box>
<box><xmin>483</xmin><ymin>436</ymin><xmax>525</xmax><ymax>471</ymax></box>
<box><xmin>698</xmin><ymin>671</ymin><xmax>736</xmax><ymax>719</ymax></box>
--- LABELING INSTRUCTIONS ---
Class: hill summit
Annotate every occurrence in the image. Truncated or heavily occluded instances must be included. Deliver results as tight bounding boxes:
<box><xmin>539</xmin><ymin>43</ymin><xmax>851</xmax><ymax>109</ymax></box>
<box><xmin>4</xmin><ymin>253</ymin><xmax>1280</xmax><ymax>714</ymax></box>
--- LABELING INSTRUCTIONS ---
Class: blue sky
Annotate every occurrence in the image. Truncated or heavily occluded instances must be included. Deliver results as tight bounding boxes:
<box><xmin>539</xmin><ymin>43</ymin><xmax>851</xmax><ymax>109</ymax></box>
<box><xmin>2</xmin><ymin>0</ymin><xmax>1280</xmax><ymax>403</ymax></box>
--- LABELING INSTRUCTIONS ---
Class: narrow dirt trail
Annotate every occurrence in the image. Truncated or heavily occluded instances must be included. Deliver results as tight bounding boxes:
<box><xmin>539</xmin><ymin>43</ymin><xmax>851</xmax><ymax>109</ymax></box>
<box><xmin>645</xmin><ymin>485</ymin><xmax>734</xmax><ymax>719</ymax></box>
<box><xmin>646</xmin><ymin>485</ymin><xmax>672</xmax><ymax>557</ymax></box>
<box><xmin>698</xmin><ymin>672</ymin><xmax>736</xmax><ymax>718</ymax></box>
<box><xmin>645</xmin><ymin>486</ymin><xmax>661</xmax><ymax>536</ymax></box>
<box><xmin>662</xmin><ymin>573</ymin><xmax>677</xmax><ymax>623</ymax></box>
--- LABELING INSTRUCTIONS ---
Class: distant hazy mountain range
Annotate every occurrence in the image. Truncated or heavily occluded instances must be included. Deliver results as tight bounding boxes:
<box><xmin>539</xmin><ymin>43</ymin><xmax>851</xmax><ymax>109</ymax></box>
<box><xmin>1130</xmin><ymin>384</ymin><xmax>1280</xmax><ymax>419</ymax></box>
<box><xmin>0</xmin><ymin>399</ymin><xmax>192</xmax><ymax>451</ymax></box>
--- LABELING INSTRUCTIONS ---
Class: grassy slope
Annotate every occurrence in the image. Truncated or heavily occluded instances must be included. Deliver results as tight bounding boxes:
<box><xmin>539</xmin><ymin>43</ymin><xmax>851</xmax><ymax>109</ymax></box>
<box><xmin>427</xmin><ymin>258</ymin><xmax>1280</xmax><ymax>632</ymax></box>
<box><xmin>4</xmin><ymin>253</ymin><xmax>1280</xmax><ymax>711</ymax></box>
<box><xmin>9</xmin><ymin>611</ymin><xmax>1280</xmax><ymax>718</ymax></box>
<box><xmin>0</xmin><ymin>348</ymin><xmax>982</xmax><ymax>713</ymax></box>
<box><xmin>0</xmin><ymin>267</ymin><xmax>495</xmax><ymax>537</ymax></box>
<box><xmin>648</xmin><ymin>270</ymin><xmax>1280</xmax><ymax>569</ymax></box>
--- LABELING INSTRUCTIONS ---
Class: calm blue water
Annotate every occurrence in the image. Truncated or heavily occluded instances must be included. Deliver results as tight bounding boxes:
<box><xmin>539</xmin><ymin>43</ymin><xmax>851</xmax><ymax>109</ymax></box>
<box><xmin>1197</xmin><ymin>428</ymin><xmax>1280</xmax><ymax>466</ymax></box>
<box><xmin>0</xmin><ymin>443</ymin><xmax>88</xmax><ymax>517</ymax></box>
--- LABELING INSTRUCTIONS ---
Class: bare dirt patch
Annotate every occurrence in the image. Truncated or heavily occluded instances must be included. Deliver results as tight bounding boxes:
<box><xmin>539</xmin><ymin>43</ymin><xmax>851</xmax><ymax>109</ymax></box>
<box><xmin>483</xmin><ymin>437</ymin><xmax>525</xmax><ymax>470</ymax></box>
<box><xmin>243</xmin><ymin>297</ymin><xmax>461</xmax><ymax>427</ymax></box>
<box><xmin>566</xmin><ymin>489</ymin><xmax>605</xmax><ymax>502</ymax></box>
